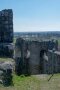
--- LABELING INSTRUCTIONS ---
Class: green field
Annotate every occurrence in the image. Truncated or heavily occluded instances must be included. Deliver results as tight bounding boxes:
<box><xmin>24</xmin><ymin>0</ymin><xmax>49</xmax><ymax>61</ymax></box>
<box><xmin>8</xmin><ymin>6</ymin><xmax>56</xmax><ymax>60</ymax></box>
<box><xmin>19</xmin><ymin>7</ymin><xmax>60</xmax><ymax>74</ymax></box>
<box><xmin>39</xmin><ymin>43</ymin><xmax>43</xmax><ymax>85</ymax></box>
<box><xmin>0</xmin><ymin>74</ymin><xmax>40</xmax><ymax>90</ymax></box>
<box><xmin>58</xmin><ymin>38</ymin><xmax>60</xmax><ymax>45</ymax></box>
<box><xmin>0</xmin><ymin>58</ymin><xmax>14</xmax><ymax>62</ymax></box>
<box><xmin>0</xmin><ymin>74</ymin><xmax>60</xmax><ymax>90</ymax></box>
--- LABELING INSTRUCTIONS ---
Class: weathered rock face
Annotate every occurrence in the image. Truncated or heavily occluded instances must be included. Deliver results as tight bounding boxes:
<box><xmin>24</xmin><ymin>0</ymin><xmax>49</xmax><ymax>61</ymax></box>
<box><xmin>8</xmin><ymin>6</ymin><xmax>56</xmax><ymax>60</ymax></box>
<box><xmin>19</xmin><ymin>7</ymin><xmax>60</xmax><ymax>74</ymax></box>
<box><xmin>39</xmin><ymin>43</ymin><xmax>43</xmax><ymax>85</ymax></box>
<box><xmin>0</xmin><ymin>61</ymin><xmax>13</xmax><ymax>86</ymax></box>
<box><xmin>0</xmin><ymin>9</ymin><xmax>13</xmax><ymax>57</ymax></box>
<box><xmin>47</xmin><ymin>50</ymin><xmax>60</xmax><ymax>74</ymax></box>
<box><xmin>0</xmin><ymin>9</ymin><xmax>13</xmax><ymax>43</ymax></box>
<box><xmin>0</xmin><ymin>43</ymin><xmax>14</xmax><ymax>57</ymax></box>
<box><xmin>15</xmin><ymin>38</ymin><xmax>58</xmax><ymax>75</ymax></box>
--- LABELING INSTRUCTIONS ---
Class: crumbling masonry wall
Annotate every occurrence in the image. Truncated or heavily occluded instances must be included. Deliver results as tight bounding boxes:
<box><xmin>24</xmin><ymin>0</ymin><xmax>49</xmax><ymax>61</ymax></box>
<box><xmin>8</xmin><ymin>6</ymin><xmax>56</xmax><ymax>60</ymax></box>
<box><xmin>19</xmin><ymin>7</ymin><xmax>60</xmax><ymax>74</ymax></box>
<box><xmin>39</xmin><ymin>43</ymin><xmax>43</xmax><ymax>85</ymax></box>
<box><xmin>15</xmin><ymin>38</ymin><xmax>58</xmax><ymax>75</ymax></box>
<box><xmin>47</xmin><ymin>50</ymin><xmax>60</xmax><ymax>74</ymax></box>
<box><xmin>0</xmin><ymin>9</ymin><xmax>13</xmax><ymax>57</ymax></box>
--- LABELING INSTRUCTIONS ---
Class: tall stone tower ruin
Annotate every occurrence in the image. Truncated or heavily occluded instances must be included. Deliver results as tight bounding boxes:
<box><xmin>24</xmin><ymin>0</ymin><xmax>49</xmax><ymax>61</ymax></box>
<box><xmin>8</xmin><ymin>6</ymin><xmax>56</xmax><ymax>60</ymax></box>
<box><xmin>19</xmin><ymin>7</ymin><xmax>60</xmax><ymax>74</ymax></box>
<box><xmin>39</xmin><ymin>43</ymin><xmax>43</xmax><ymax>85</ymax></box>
<box><xmin>0</xmin><ymin>9</ymin><xmax>13</xmax><ymax>57</ymax></box>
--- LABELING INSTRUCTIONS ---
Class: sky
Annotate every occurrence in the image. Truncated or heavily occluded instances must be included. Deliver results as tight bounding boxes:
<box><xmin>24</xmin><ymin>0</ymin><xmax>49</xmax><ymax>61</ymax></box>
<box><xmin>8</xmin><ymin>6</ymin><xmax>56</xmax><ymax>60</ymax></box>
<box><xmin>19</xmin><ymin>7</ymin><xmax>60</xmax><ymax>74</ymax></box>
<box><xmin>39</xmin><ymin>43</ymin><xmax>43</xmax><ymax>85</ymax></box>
<box><xmin>0</xmin><ymin>0</ymin><xmax>60</xmax><ymax>32</ymax></box>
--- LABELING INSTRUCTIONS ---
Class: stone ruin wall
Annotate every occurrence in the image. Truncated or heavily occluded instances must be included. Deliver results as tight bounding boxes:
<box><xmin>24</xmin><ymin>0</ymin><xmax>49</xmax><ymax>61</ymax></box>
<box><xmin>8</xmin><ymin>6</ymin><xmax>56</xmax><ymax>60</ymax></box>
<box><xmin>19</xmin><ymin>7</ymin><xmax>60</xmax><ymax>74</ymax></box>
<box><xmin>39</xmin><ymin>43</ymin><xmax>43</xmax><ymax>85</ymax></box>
<box><xmin>0</xmin><ymin>9</ymin><xmax>13</xmax><ymax>57</ymax></box>
<box><xmin>47</xmin><ymin>50</ymin><xmax>60</xmax><ymax>74</ymax></box>
<box><xmin>0</xmin><ymin>9</ymin><xmax>13</xmax><ymax>85</ymax></box>
<box><xmin>15</xmin><ymin>38</ymin><xmax>58</xmax><ymax>75</ymax></box>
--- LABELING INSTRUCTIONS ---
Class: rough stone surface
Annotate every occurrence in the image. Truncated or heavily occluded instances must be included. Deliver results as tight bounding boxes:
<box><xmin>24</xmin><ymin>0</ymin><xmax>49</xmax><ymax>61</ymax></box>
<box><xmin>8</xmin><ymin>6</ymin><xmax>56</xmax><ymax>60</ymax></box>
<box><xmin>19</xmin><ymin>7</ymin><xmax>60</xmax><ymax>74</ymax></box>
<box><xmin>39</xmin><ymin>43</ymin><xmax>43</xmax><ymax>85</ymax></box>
<box><xmin>15</xmin><ymin>38</ymin><xmax>58</xmax><ymax>75</ymax></box>
<box><xmin>0</xmin><ymin>9</ymin><xmax>13</xmax><ymax>43</ymax></box>
<box><xmin>47</xmin><ymin>50</ymin><xmax>60</xmax><ymax>74</ymax></box>
<box><xmin>0</xmin><ymin>61</ymin><xmax>14</xmax><ymax>85</ymax></box>
<box><xmin>0</xmin><ymin>9</ymin><xmax>13</xmax><ymax>57</ymax></box>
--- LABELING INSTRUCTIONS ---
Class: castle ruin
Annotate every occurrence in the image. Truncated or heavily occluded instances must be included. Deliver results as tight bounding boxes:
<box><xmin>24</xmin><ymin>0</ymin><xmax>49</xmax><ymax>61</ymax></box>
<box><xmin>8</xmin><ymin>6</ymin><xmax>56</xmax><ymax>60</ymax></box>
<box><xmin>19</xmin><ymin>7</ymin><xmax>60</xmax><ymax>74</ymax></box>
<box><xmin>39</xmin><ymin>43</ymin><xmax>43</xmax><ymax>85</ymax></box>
<box><xmin>0</xmin><ymin>9</ymin><xmax>13</xmax><ymax>57</ymax></box>
<box><xmin>15</xmin><ymin>38</ymin><xmax>58</xmax><ymax>75</ymax></box>
<box><xmin>0</xmin><ymin>9</ymin><xmax>60</xmax><ymax>77</ymax></box>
